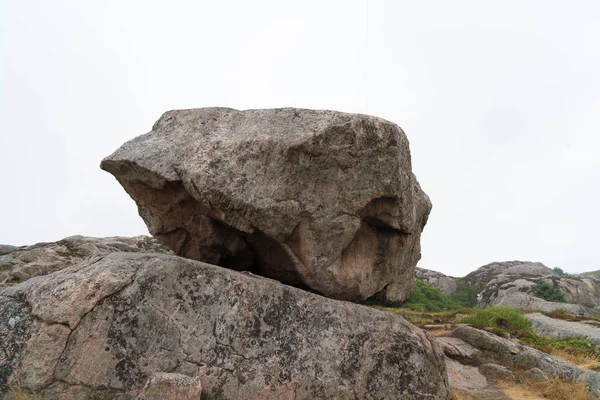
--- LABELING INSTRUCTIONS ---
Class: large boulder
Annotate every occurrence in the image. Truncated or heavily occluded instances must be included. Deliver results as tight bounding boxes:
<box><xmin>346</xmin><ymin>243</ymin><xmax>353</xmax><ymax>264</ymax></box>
<box><xmin>0</xmin><ymin>252</ymin><xmax>450</xmax><ymax>400</ymax></box>
<box><xmin>101</xmin><ymin>108</ymin><xmax>431</xmax><ymax>302</ymax></box>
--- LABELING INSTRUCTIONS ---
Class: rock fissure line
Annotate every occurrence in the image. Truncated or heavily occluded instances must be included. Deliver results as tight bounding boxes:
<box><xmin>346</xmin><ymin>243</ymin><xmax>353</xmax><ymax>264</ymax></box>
<box><xmin>52</xmin><ymin>264</ymin><xmax>144</xmax><ymax>384</ymax></box>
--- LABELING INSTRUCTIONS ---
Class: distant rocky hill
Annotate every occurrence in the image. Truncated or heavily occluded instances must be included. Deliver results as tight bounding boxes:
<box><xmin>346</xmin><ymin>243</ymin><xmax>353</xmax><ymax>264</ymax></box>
<box><xmin>417</xmin><ymin>261</ymin><xmax>600</xmax><ymax>316</ymax></box>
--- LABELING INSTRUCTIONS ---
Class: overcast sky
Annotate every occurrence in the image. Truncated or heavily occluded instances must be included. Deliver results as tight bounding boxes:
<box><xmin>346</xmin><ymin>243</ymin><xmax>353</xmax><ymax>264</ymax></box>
<box><xmin>1</xmin><ymin>1</ymin><xmax>599</xmax><ymax>277</ymax></box>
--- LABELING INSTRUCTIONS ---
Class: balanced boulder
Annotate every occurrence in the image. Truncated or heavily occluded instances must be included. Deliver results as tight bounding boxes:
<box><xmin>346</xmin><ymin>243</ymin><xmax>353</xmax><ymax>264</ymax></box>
<box><xmin>101</xmin><ymin>108</ymin><xmax>431</xmax><ymax>302</ymax></box>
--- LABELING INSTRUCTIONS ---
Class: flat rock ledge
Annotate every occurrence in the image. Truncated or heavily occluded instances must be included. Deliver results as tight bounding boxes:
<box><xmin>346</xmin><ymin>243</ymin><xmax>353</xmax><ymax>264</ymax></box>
<box><xmin>101</xmin><ymin>108</ymin><xmax>431</xmax><ymax>302</ymax></box>
<box><xmin>0</xmin><ymin>252</ymin><xmax>449</xmax><ymax>400</ymax></box>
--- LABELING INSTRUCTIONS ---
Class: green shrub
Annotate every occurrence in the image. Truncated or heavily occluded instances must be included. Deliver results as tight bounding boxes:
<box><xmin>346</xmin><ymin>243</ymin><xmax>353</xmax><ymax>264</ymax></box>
<box><xmin>449</xmin><ymin>278</ymin><xmax>484</xmax><ymax>308</ymax></box>
<box><xmin>532</xmin><ymin>281</ymin><xmax>567</xmax><ymax>303</ymax></box>
<box><xmin>459</xmin><ymin>306</ymin><xmax>533</xmax><ymax>332</ymax></box>
<box><xmin>518</xmin><ymin>331</ymin><xmax>600</xmax><ymax>360</ymax></box>
<box><xmin>401</xmin><ymin>280</ymin><xmax>462</xmax><ymax>312</ymax></box>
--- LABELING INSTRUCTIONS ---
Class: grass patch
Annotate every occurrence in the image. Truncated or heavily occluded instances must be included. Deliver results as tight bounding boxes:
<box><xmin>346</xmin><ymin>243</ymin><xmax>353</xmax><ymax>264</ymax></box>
<box><xmin>517</xmin><ymin>332</ymin><xmax>600</xmax><ymax>365</ymax></box>
<box><xmin>6</xmin><ymin>386</ymin><xmax>41</xmax><ymax>400</ymax></box>
<box><xmin>370</xmin><ymin>305</ymin><xmax>476</xmax><ymax>327</ymax></box>
<box><xmin>459</xmin><ymin>307</ymin><xmax>533</xmax><ymax>332</ymax></box>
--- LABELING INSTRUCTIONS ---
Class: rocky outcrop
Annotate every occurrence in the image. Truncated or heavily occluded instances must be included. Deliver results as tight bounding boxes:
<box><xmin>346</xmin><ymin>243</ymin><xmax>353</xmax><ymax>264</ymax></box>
<box><xmin>416</xmin><ymin>268</ymin><xmax>457</xmax><ymax>295</ymax></box>
<box><xmin>449</xmin><ymin>325</ymin><xmax>600</xmax><ymax>396</ymax></box>
<box><xmin>464</xmin><ymin>261</ymin><xmax>600</xmax><ymax>314</ymax></box>
<box><xmin>528</xmin><ymin>312</ymin><xmax>600</xmax><ymax>345</ymax></box>
<box><xmin>0</xmin><ymin>246</ymin><xmax>17</xmax><ymax>256</ymax></box>
<box><xmin>0</xmin><ymin>236</ymin><xmax>171</xmax><ymax>290</ymax></box>
<box><xmin>492</xmin><ymin>291</ymin><xmax>594</xmax><ymax>316</ymax></box>
<box><xmin>0</xmin><ymin>252</ymin><xmax>450</xmax><ymax>400</ymax></box>
<box><xmin>435</xmin><ymin>325</ymin><xmax>600</xmax><ymax>397</ymax></box>
<box><xmin>101</xmin><ymin>108</ymin><xmax>431</xmax><ymax>302</ymax></box>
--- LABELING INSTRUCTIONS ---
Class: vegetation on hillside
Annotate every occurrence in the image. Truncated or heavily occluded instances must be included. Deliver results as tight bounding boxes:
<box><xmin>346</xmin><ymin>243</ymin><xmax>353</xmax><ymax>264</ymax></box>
<box><xmin>449</xmin><ymin>278</ymin><xmax>484</xmax><ymax>308</ymax></box>
<box><xmin>554</xmin><ymin>267</ymin><xmax>566</xmax><ymax>275</ymax></box>
<box><xmin>532</xmin><ymin>281</ymin><xmax>567</xmax><ymax>303</ymax></box>
<box><xmin>398</xmin><ymin>280</ymin><xmax>484</xmax><ymax>312</ymax></box>
<box><xmin>580</xmin><ymin>270</ymin><xmax>600</xmax><ymax>280</ymax></box>
<box><xmin>400</xmin><ymin>280</ymin><xmax>462</xmax><ymax>312</ymax></box>
<box><xmin>459</xmin><ymin>306</ymin><xmax>532</xmax><ymax>331</ymax></box>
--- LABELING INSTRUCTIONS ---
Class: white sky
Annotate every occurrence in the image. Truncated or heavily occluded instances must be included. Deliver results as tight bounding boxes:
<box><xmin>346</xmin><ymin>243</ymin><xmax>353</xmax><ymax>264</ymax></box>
<box><xmin>1</xmin><ymin>0</ymin><xmax>599</xmax><ymax>277</ymax></box>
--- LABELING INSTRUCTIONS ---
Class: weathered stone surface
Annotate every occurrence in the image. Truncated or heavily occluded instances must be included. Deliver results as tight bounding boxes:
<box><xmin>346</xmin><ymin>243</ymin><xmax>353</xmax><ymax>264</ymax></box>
<box><xmin>437</xmin><ymin>337</ymin><xmax>480</xmax><ymax>361</ymax></box>
<box><xmin>450</xmin><ymin>325</ymin><xmax>580</xmax><ymax>378</ymax></box>
<box><xmin>0</xmin><ymin>252</ymin><xmax>449</xmax><ymax>399</ymax></box>
<box><xmin>478</xmin><ymin>364</ymin><xmax>515</xmax><ymax>382</ymax></box>
<box><xmin>528</xmin><ymin>312</ymin><xmax>600</xmax><ymax>345</ymax></box>
<box><xmin>0</xmin><ymin>235</ymin><xmax>171</xmax><ymax>290</ymax></box>
<box><xmin>445</xmin><ymin>358</ymin><xmax>487</xmax><ymax>390</ymax></box>
<box><xmin>416</xmin><ymin>268</ymin><xmax>457</xmax><ymax>296</ymax></box>
<box><xmin>0</xmin><ymin>246</ymin><xmax>17</xmax><ymax>256</ymax></box>
<box><xmin>101</xmin><ymin>108</ymin><xmax>431</xmax><ymax>302</ymax></box>
<box><xmin>463</xmin><ymin>261</ymin><xmax>600</xmax><ymax>315</ymax></box>
<box><xmin>137</xmin><ymin>373</ymin><xmax>201</xmax><ymax>400</ymax></box>
<box><xmin>520</xmin><ymin>368</ymin><xmax>548</xmax><ymax>383</ymax></box>
<box><xmin>449</xmin><ymin>324</ymin><xmax>600</xmax><ymax>396</ymax></box>
<box><xmin>493</xmin><ymin>292</ymin><xmax>593</xmax><ymax>316</ymax></box>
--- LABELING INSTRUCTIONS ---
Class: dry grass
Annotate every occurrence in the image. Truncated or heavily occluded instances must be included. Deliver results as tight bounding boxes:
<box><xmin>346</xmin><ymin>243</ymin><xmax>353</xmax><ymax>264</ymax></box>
<box><xmin>501</xmin><ymin>387</ymin><xmax>544</xmax><ymax>399</ymax></box>
<box><xmin>548</xmin><ymin>349</ymin><xmax>600</xmax><ymax>371</ymax></box>
<box><xmin>6</xmin><ymin>386</ymin><xmax>41</xmax><ymax>400</ymax></box>
<box><xmin>525</xmin><ymin>379</ymin><xmax>596</xmax><ymax>400</ymax></box>
<box><xmin>500</xmin><ymin>379</ymin><xmax>595</xmax><ymax>400</ymax></box>
<box><xmin>450</xmin><ymin>389</ymin><xmax>473</xmax><ymax>400</ymax></box>
<box><xmin>428</xmin><ymin>328</ymin><xmax>453</xmax><ymax>337</ymax></box>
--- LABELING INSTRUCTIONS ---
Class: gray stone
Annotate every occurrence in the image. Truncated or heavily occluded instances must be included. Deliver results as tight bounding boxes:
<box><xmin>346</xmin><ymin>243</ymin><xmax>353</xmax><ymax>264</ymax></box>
<box><xmin>445</xmin><ymin>357</ymin><xmax>488</xmax><ymax>390</ymax></box>
<box><xmin>493</xmin><ymin>292</ymin><xmax>594</xmax><ymax>316</ymax></box>
<box><xmin>579</xmin><ymin>371</ymin><xmax>600</xmax><ymax>398</ymax></box>
<box><xmin>528</xmin><ymin>312</ymin><xmax>600</xmax><ymax>345</ymax></box>
<box><xmin>437</xmin><ymin>336</ymin><xmax>480</xmax><ymax>361</ymax></box>
<box><xmin>0</xmin><ymin>245</ymin><xmax>17</xmax><ymax>256</ymax></box>
<box><xmin>450</xmin><ymin>325</ymin><xmax>585</xmax><ymax>381</ymax></box>
<box><xmin>479</xmin><ymin>363</ymin><xmax>515</xmax><ymax>382</ymax></box>
<box><xmin>520</xmin><ymin>368</ymin><xmax>548</xmax><ymax>383</ymax></box>
<box><xmin>0</xmin><ymin>252</ymin><xmax>450</xmax><ymax>400</ymax></box>
<box><xmin>101</xmin><ymin>108</ymin><xmax>431</xmax><ymax>302</ymax></box>
<box><xmin>416</xmin><ymin>268</ymin><xmax>457</xmax><ymax>295</ymax></box>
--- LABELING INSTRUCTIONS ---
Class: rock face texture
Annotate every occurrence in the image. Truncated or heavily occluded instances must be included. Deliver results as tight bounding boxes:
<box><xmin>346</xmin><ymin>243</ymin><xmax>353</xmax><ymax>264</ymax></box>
<box><xmin>528</xmin><ymin>312</ymin><xmax>600</xmax><ymax>345</ymax></box>
<box><xmin>447</xmin><ymin>325</ymin><xmax>600</xmax><ymax>397</ymax></box>
<box><xmin>464</xmin><ymin>261</ymin><xmax>600</xmax><ymax>315</ymax></box>
<box><xmin>0</xmin><ymin>236</ymin><xmax>171</xmax><ymax>290</ymax></box>
<box><xmin>0</xmin><ymin>252</ymin><xmax>450</xmax><ymax>400</ymax></box>
<box><xmin>138</xmin><ymin>373</ymin><xmax>202</xmax><ymax>400</ymax></box>
<box><xmin>101</xmin><ymin>108</ymin><xmax>431</xmax><ymax>302</ymax></box>
<box><xmin>415</xmin><ymin>268</ymin><xmax>457</xmax><ymax>296</ymax></box>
